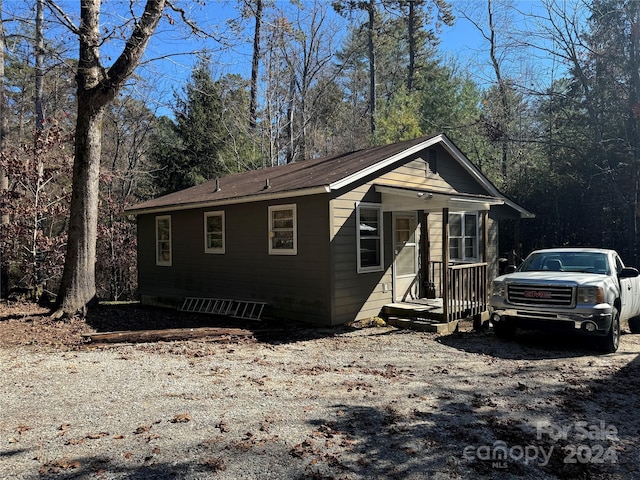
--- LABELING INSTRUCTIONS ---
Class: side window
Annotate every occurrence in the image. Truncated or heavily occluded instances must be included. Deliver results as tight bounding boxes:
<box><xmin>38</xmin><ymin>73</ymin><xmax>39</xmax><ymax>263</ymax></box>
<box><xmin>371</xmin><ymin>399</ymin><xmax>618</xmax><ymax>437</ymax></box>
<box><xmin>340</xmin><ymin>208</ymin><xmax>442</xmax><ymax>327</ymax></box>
<box><xmin>357</xmin><ymin>203</ymin><xmax>383</xmax><ymax>273</ymax></box>
<box><xmin>615</xmin><ymin>255</ymin><xmax>624</xmax><ymax>274</ymax></box>
<box><xmin>269</xmin><ymin>204</ymin><xmax>297</xmax><ymax>255</ymax></box>
<box><xmin>204</xmin><ymin>211</ymin><xmax>225</xmax><ymax>254</ymax></box>
<box><xmin>449</xmin><ymin>212</ymin><xmax>478</xmax><ymax>261</ymax></box>
<box><xmin>156</xmin><ymin>215</ymin><xmax>172</xmax><ymax>266</ymax></box>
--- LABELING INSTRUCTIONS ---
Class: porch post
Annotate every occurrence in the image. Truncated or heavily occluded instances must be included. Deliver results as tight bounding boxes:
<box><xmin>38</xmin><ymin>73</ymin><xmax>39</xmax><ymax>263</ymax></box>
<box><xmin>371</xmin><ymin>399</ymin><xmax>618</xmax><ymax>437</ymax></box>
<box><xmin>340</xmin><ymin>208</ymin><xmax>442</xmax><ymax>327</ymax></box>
<box><xmin>442</xmin><ymin>207</ymin><xmax>449</xmax><ymax>322</ymax></box>
<box><xmin>478</xmin><ymin>210</ymin><xmax>490</xmax><ymax>330</ymax></box>
<box><xmin>482</xmin><ymin>210</ymin><xmax>488</xmax><ymax>263</ymax></box>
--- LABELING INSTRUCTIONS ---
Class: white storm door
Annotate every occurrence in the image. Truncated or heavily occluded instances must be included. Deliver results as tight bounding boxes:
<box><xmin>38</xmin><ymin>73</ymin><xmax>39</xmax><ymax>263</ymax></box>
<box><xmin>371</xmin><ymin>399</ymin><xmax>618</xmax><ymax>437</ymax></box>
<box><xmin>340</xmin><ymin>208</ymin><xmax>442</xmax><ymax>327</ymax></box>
<box><xmin>393</xmin><ymin>212</ymin><xmax>419</xmax><ymax>302</ymax></box>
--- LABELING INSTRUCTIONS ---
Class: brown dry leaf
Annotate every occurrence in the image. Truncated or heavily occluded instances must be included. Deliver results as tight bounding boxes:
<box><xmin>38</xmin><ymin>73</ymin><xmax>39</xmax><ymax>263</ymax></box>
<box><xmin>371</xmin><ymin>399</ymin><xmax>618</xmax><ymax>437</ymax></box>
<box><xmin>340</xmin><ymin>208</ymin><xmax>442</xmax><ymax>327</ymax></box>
<box><xmin>216</xmin><ymin>421</ymin><xmax>229</xmax><ymax>433</ymax></box>
<box><xmin>134</xmin><ymin>425</ymin><xmax>150</xmax><ymax>434</ymax></box>
<box><xmin>39</xmin><ymin>458</ymin><xmax>80</xmax><ymax>474</ymax></box>
<box><xmin>113</xmin><ymin>434</ymin><xmax>125</xmax><ymax>439</ymax></box>
<box><xmin>123</xmin><ymin>452</ymin><xmax>133</xmax><ymax>460</ymax></box>
<box><xmin>170</xmin><ymin>413</ymin><xmax>191</xmax><ymax>423</ymax></box>
<box><xmin>85</xmin><ymin>432</ymin><xmax>109</xmax><ymax>440</ymax></box>
<box><xmin>16</xmin><ymin>424</ymin><xmax>31</xmax><ymax>434</ymax></box>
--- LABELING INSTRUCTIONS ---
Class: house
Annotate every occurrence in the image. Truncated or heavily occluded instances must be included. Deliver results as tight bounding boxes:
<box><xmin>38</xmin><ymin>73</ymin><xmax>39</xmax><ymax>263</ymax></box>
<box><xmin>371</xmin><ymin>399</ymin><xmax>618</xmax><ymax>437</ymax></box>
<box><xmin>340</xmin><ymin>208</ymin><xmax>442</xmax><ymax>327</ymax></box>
<box><xmin>124</xmin><ymin>133</ymin><xmax>533</xmax><ymax>326</ymax></box>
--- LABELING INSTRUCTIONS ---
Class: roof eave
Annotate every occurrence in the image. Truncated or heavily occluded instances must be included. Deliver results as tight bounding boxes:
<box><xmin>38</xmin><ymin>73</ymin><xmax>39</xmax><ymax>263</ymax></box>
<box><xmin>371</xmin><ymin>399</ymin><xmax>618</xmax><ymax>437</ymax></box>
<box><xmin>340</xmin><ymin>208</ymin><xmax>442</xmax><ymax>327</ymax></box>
<box><xmin>328</xmin><ymin>135</ymin><xmax>444</xmax><ymax>191</ymax></box>
<box><xmin>123</xmin><ymin>185</ymin><xmax>331</xmax><ymax>216</ymax></box>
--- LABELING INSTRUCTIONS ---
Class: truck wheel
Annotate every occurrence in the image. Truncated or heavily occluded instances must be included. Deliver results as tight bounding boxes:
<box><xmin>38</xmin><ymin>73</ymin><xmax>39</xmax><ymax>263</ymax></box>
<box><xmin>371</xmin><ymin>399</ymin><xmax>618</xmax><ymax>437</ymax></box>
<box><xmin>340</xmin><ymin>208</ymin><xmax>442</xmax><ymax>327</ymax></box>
<box><xmin>629</xmin><ymin>316</ymin><xmax>640</xmax><ymax>334</ymax></box>
<box><xmin>493</xmin><ymin>320</ymin><xmax>516</xmax><ymax>339</ymax></box>
<box><xmin>598</xmin><ymin>308</ymin><xmax>620</xmax><ymax>353</ymax></box>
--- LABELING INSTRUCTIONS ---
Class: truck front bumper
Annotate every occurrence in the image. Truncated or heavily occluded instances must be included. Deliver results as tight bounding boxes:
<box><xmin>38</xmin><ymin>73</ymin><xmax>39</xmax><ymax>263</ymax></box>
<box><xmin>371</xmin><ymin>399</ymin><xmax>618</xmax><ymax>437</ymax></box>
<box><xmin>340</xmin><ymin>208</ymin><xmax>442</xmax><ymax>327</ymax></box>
<box><xmin>489</xmin><ymin>304</ymin><xmax>613</xmax><ymax>336</ymax></box>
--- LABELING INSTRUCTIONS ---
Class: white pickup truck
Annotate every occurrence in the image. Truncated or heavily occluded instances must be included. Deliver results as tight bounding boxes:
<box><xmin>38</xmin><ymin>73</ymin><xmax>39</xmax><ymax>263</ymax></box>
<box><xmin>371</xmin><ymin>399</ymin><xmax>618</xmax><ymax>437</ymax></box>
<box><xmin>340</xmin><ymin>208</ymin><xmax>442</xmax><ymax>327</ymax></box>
<box><xmin>490</xmin><ymin>248</ymin><xmax>640</xmax><ymax>353</ymax></box>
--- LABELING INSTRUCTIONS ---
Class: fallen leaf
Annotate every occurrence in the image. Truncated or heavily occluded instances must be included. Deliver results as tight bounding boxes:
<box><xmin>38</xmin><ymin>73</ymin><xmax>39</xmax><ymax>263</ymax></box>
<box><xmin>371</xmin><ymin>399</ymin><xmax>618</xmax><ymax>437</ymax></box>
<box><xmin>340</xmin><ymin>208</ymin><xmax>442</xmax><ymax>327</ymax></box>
<box><xmin>170</xmin><ymin>413</ymin><xmax>191</xmax><ymax>423</ymax></box>
<box><xmin>134</xmin><ymin>425</ymin><xmax>150</xmax><ymax>434</ymax></box>
<box><xmin>16</xmin><ymin>425</ymin><xmax>31</xmax><ymax>434</ymax></box>
<box><xmin>216</xmin><ymin>421</ymin><xmax>229</xmax><ymax>433</ymax></box>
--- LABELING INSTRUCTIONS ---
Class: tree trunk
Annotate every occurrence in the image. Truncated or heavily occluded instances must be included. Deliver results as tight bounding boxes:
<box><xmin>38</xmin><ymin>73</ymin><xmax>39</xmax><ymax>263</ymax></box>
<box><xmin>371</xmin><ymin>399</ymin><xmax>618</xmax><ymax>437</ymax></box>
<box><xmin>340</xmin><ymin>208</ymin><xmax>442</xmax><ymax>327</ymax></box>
<box><xmin>0</xmin><ymin>0</ymin><xmax>7</xmax><ymax>298</ymax></box>
<box><xmin>487</xmin><ymin>0</ymin><xmax>509</xmax><ymax>181</ymax></box>
<box><xmin>56</xmin><ymin>0</ymin><xmax>166</xmax><ymax>317</ymax></box>
<box><xmin>249</xmin><ymin>0</ymin><xmax>263</xmax><ymax>131</ymax></box>
<box><xmin>0</xmin><ymin>0</ymin><xmax>7</xmax><ymax>225</ymax></box>
<box><xmin>35</xmin><ymin>0</ymin><xmax>44</xmax><ymax>129</ymax></box>
<box><xmin>57</xmin><ymin>105</ymin><xmax>103</xmax><ymax>315</ymax></box>
<box><xmin>407</xmin><ymin>0</ymin><xmax>416</xmax><ymax>92</ymax></box>
<box><xmin>367</xmin><ymin>1</ymin><xmax>376</xmax><ymax>135</ymax></box>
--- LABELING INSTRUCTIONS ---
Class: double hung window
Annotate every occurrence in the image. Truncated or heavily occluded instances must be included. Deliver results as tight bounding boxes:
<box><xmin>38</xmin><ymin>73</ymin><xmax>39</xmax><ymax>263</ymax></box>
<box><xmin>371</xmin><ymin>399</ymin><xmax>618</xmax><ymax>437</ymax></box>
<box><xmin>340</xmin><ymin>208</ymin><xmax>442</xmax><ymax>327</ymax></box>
<box><xmin>449</xmin><ymin>212</ymin><xmax>478</xmax><ymax>261</ymax></box>
<box><xmin>204</xmin><ymin>211</ymin><xmax>225</xmax><ymax>254</ymax></box>
<box><xmin>357</xmin><ymin>203</ymin><xmax>383</xmax><ymax>272</ymax></box>
<box><xmin>269</xmin><ymin>204</ymin><xmax>297</xmax><ymax>254</ymax></box>
<box><xmin>156</xmin><ymin>215</ymin><xmax>172</xmax><ymax>266</ymax></box>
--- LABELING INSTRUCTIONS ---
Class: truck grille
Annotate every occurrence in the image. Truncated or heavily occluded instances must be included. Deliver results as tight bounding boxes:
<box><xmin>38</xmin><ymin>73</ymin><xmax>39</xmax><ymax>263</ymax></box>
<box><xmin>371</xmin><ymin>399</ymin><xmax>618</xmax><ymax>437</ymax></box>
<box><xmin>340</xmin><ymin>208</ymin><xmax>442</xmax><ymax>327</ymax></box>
<box><xmin>507</xmin><ymin>284</ymin><xmax>574</xmax><ymax>307</ymax></box>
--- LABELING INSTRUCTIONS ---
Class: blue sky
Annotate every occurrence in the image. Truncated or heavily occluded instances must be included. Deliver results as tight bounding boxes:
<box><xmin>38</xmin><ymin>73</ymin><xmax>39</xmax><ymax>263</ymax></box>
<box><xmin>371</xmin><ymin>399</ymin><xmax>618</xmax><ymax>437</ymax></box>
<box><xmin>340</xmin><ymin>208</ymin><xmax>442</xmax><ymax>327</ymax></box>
<box><xmin>118</xmin><ymin>0</ymin><xmax>566</xmax><ymax>115</ymax></box>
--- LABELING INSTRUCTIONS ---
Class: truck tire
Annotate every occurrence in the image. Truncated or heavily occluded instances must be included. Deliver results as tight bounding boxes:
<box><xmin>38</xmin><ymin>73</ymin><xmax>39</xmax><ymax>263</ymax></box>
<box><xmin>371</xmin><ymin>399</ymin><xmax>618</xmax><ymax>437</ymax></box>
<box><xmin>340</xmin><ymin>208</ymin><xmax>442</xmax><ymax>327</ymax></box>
<box><xmin>598</xmin><ymin>308</ymin><xmax>620</xmax><ymax>353</ymax></box>
<box><xmin>493</xmin><ymin>320</ymin><xmax>516</xmax><ymax>339</ymax></box>
<box><xmin>628</xmin><ymin>316</ymin><xmax>640</xmax><ymax>334</ymax></box>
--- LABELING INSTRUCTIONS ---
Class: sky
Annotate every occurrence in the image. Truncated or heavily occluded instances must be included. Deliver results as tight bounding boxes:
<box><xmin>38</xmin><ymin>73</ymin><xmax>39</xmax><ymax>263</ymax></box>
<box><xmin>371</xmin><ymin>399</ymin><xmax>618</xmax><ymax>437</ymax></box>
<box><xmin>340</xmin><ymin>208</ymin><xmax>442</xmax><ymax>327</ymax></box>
<box><xmin>79</xmin><ymin>0</ymin><xmax>566</xmax><ymax>115</ymax></box>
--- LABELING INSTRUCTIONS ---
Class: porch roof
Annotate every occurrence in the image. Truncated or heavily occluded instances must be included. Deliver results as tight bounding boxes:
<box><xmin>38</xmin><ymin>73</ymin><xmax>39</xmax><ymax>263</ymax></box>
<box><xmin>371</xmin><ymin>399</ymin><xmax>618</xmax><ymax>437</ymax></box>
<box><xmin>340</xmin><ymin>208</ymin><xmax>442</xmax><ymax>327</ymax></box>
<box><xmin>375</xmin><ymin>185</ymin><xmax>505</xmax><ymax>213</ymax></box>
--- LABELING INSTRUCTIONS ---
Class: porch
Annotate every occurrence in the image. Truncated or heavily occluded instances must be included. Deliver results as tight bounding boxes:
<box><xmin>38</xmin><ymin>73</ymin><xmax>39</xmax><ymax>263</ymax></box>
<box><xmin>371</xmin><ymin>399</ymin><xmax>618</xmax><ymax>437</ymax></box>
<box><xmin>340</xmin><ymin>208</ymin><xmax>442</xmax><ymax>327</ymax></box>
<box><xmin>381</xmin><ymin>261</ymin><xmax>489</xmax><ymax>331</ymax></box>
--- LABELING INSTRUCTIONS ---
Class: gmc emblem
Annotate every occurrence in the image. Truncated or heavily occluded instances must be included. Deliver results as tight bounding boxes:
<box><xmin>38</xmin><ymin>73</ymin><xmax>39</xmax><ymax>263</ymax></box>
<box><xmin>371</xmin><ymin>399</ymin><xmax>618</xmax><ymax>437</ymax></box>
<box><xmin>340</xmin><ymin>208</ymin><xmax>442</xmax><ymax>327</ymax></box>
<box><xmin>524</xmin><ymin>290</ymin><xmax>552</xmax><ymax>299</ymax></box>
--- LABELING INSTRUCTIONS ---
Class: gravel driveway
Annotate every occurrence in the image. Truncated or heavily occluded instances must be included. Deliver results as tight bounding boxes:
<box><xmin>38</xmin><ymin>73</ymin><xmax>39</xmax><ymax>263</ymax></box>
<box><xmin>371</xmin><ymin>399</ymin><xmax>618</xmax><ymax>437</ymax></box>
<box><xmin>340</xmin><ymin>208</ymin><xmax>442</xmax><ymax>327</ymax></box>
<box><xmin>2</xmin><ymin>305</ymin><xmax>640</xmax><ymax>479</ymax></box>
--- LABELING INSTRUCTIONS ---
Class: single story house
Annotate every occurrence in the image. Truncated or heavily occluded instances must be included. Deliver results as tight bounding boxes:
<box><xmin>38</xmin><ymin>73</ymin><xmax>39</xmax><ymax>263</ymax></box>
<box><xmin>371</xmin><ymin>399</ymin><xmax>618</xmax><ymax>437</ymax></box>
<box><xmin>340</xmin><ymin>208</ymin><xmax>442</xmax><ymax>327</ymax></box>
<box><xmin>125</xmin><ymin>133</ymin><xmax>533</xmax><ymax>326</ymax></box>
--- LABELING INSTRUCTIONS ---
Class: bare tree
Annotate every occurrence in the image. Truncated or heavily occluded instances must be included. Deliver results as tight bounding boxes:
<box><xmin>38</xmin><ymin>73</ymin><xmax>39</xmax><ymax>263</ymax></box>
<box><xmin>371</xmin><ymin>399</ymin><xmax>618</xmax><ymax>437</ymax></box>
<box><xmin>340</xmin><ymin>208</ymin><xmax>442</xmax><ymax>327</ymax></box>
<box><xmin>49</xmin><ymin>0</ymin><xmax>167</xmax><ymax>317</ymax></box>
<box><xmin>0</xmin><ymin>0</ymin><xmax>7</xmax><ymax>298</ymax></box>
<box><xmin>249</xmin><ymin>0</ymin><xmax>263</xmax><ymax>131</ymax></box>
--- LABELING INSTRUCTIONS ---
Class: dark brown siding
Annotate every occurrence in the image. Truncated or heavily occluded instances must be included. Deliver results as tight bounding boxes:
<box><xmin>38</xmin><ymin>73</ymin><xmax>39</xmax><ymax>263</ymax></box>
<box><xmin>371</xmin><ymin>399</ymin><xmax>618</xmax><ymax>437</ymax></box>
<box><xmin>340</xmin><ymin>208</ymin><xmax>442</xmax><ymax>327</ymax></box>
<box><xmin>138</xmin><ymin>195</ymin><xmax>332</xmax><ymax>324</ymax></box>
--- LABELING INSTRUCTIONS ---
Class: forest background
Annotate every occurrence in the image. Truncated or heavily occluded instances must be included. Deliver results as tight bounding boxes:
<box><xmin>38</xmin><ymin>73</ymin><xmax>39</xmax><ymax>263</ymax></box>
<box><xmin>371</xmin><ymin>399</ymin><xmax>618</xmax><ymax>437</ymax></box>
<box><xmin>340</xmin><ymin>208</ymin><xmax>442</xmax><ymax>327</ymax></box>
<box><xmin>1</xmin><ymin>0</ymin><xmax>640</xmax><ymax>305</ymax></box>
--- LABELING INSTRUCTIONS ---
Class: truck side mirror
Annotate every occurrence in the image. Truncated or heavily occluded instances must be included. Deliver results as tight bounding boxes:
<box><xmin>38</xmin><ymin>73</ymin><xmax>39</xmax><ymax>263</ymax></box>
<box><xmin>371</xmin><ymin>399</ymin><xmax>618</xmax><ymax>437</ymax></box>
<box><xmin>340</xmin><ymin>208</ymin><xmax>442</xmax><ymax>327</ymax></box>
<box><xmin>619</xmin><ymin>267</ymin><xmax>639</xmax><ymax>278</ymax></box>
<box><xmin>505</xmin><ymin>265</ymin><xmax>517</xmax><ymax>274</ymax></box>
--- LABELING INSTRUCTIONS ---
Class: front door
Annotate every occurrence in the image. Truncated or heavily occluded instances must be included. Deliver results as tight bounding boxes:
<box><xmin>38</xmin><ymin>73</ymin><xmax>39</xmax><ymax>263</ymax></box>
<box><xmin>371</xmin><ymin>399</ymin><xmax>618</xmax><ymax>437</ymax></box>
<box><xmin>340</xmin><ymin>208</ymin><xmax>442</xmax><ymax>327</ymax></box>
<box><xmin>393</xmin><ymin>212</ymin><xmax>419</xmax><ymax>302</ymax></box>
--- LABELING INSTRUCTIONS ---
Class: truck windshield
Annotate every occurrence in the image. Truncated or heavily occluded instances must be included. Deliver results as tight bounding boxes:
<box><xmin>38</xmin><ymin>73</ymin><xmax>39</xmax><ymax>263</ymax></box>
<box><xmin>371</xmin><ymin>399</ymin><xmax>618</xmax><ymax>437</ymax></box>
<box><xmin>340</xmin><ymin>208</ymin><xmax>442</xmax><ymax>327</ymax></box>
<box><xmin>519</xmin><ymin>252</ymin><xmax>609</xmax><ymax>274</ymax></box>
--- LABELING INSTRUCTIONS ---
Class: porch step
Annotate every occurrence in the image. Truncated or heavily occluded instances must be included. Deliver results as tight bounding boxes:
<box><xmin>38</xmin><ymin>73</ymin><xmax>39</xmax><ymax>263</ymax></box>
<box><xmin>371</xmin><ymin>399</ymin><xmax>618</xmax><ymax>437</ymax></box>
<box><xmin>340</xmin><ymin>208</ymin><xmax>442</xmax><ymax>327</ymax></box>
<box><xmin>382</xmin><ymin>302</ymin><xmax>446</xmax><ymax>322</ymax></box>
<box><xmin>179</xmin><ymin>297</ymin><xmax>266</xmax><ymax>321</ymax></box>
<box><xmin>386</xmin><ymin>316</ymin><xmax>458</xmax><ymax>334</ymax></box>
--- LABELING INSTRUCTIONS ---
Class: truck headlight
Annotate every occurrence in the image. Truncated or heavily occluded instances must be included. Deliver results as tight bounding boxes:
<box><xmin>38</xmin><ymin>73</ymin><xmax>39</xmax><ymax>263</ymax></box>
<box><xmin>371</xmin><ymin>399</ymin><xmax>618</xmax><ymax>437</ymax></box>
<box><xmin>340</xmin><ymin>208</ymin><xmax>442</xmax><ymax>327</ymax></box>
<box><xmin>492</xmin><ymin>280</ymin><xmax>505</xmax><ymax>297</ymax></box>
<box><xmin>577</xmin><ymin>286</ymin><xmax>604</xmax><ymax>304</ymax></box>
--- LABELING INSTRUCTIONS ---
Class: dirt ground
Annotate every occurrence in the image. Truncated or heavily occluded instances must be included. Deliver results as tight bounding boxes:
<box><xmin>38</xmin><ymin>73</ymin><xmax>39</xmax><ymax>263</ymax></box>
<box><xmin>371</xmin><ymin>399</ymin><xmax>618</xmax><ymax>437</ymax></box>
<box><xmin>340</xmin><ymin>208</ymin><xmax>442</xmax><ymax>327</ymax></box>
<box><xmin>2</xmin><ymin>302</ymin><xmax>640</xmax><ymax>479</ymax></box>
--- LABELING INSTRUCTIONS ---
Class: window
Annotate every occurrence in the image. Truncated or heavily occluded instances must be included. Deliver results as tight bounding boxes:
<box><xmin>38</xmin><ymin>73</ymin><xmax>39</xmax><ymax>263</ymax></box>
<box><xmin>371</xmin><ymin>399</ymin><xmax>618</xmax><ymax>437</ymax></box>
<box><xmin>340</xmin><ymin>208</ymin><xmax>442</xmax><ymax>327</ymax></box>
<box><xmin>449</xmin><ymin>212</ymin><xmax>478</xmax><ymax>261</ymax></box>
<box><xmin>204</xmin><ymin>211</ymin><xmax>225</xmax><ymax>254</ymax></box>
<box><xmin>357</xmin><ymin>203</ymin><xmax>383</xmax><ymax>272</ymax></box>
<box><xmin>269</xmin><ymin>204</ymin><xmax>297</xmax><ymax>254</ymax></box>
<box><xmin>156</xmin><ymin>215</ymin><xmax>172</xmax><ymax>266</ymax></box>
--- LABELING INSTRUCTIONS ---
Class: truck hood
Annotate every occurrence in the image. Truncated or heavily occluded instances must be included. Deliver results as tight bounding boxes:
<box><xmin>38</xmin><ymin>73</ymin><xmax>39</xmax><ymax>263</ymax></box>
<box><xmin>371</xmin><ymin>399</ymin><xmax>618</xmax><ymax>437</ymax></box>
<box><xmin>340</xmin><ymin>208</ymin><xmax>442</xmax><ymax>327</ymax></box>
<box><xmin>494</xmin><ymin>271</ymin><xmax>607</xmax><ymax>286</ymax></box>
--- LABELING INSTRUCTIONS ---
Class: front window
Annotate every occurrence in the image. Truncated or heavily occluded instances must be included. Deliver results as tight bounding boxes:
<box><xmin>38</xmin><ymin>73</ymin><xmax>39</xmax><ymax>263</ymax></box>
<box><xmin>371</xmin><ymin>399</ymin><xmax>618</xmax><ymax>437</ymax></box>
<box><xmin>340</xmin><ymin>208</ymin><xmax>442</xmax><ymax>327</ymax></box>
<box><xmin>357</xmin><ymin>203</ymin><xmax>383</xmax><ymax>272</ymax></box>
<box><xmin>156</xmin><ymin>215</ymin><xmax>172</xmax><ymax>266</ymax></box>
<box><xmin>269</xmin><ymin>204</ymin><xmax>297</xmax><ymax>255</ymax></box>
<box><xmin>204</xmin><ymin>211</ymin><xmax>225</xmax><ymax>254</ymax></box>
<box><xmin>449</xmin><ymin>212</ymin><xmax>478</xmax><ymax>261</ymax></box>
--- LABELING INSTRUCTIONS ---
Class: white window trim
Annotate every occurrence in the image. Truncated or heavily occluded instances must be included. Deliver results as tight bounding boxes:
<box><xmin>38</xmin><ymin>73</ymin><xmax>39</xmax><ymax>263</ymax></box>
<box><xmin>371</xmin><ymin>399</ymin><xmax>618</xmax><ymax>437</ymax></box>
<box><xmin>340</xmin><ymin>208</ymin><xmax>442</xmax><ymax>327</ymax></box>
<box><xmin>268</xmin><ymin>204</ymin><xmax>297</xmax><ymax>255</ymax></box>
<box><xmin>449</xmin><ymin>211</ymin><xmax>479</xmax><ymax>262</ymax></box>
<box><xmin>155</xmin><ymin>215</ymin><xmax>172</xmax><ymax>266</ymax></box>
<box><xmin>204</xmin><ymin>211</ymin><xmax>225</xmax><ymax>254</ymax></box>
<box><xmin>356</xmin><ymin>202</ymin><xmax>384</xmax><ymax>273</ymax></box>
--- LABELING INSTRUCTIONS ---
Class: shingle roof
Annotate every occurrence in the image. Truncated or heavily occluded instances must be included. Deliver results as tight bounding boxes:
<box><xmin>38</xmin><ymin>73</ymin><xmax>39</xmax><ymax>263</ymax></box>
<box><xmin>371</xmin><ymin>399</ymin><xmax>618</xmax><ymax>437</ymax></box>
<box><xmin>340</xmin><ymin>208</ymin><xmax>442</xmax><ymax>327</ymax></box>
<box><xmin>125</xmin><ymin>135</ymin><xmax>432</xmax><ymax>214</ymax></box>
<box><xmin>124</xmin><ymin>133</ymin><xmax>533</xmax><ymax>219</ymax></box>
